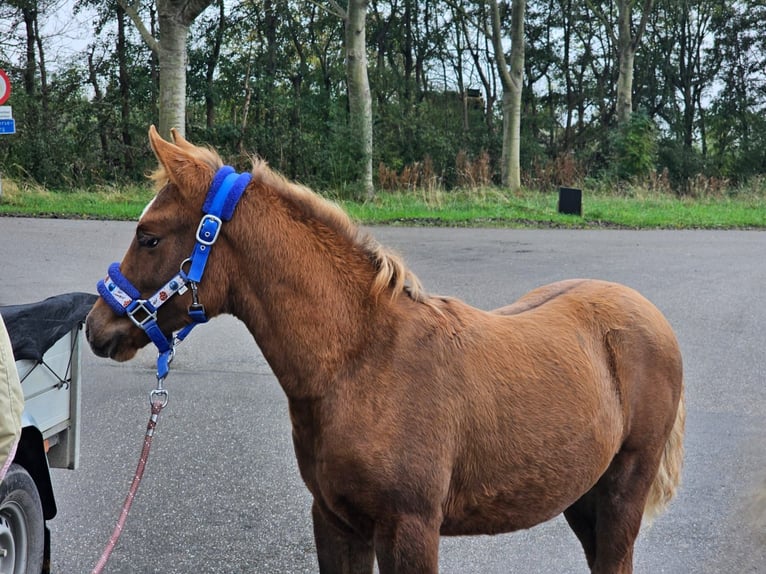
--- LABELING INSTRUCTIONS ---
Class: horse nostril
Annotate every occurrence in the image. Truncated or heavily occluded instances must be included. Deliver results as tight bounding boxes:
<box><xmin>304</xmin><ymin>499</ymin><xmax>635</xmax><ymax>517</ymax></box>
<box><xmin>85</xmin><ymin>318</ymin><xmax>110</xmax><ymax>357</ymax></box>
<box><xmin>87</xmin><ymin>335</ymin><xmax>110</xmax><ymax>358</ymax></box>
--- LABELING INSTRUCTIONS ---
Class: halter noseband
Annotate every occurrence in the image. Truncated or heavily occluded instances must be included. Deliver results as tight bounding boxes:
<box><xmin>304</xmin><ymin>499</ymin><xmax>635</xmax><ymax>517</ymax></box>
<box><xmin>97</xmin><ymin>166</ymin><xmax>251</xmax><ymax>381</ymax></box>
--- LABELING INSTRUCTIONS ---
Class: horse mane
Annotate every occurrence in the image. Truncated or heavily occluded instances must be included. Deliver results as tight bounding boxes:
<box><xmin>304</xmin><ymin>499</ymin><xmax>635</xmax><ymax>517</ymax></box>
<box><xmin>248</xmin><ymin>157</ymin><xmax>427</xmax><ymax>303</ymax></box>
<box><xmin>149</xmin><ymin>145</ymin><xmax>426</xmax><ymax>303</ymax></box>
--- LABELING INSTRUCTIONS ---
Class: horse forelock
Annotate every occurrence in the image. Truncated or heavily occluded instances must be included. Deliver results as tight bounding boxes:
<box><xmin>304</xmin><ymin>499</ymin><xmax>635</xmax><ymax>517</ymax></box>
<box><xmin>249</xmin><ymin>158</ymin><xmax>426</xmax><ymax>303</ymax></box>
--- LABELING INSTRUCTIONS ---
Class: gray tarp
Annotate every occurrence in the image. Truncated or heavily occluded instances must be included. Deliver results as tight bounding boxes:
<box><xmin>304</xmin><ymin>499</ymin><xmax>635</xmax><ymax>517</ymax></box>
<box><xmin>0</xmin><ymin>292</ymin><xmax>97</xmax><ymax>362</ymax></box>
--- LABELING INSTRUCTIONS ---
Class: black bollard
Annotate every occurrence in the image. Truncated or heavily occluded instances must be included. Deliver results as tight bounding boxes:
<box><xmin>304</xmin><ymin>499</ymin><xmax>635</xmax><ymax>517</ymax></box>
<box><xmin>558</xmin><ymin>187</ymin><xmax>582</xmax><ymax>216</ymax></box>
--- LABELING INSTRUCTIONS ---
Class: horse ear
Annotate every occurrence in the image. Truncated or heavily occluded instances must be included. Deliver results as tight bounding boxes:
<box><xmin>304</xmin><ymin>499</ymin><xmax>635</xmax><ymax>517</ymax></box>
<box><xmin>148</xmin><ymin>125</ymin><xmax>211</xmax><ymax>196</ymax></box>
<box><xmin>169</xmin><ymin>127</ymin><xmax>197</xmax><ymax>151</ymax></box>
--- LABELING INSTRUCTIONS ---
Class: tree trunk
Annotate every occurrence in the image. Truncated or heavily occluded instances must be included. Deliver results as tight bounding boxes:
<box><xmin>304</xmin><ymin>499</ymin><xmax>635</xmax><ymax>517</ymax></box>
<box><xmin>616</xmin><ymin>42</ymin><xmax>635</xmax><ymax>125</ymax></box>
<box><xmin>507</xmin><ymin>0</ymin><xmax>525</xmax><ymax>191</ymax></box>
<box><xmin>116</xmin><ymin>4</ymin><xmax>133</xmax><ymax>172</ymax></box>
<box><xmin>585</xmin><ymin>0</ymin><xmax>653</xmax><ymax>126</ymax></box>
<box><xmin>21</xmin><ymin>6</ymin><xmax>36</xmax><ymax>97</ymax></box>
<box><xmin>561</xmin><ymin>0</ymin><xmax>574</xmax><ymax>150</ymax></box>
<box><xmin>156</xmin><ymin>15</ymin><xmax>188</xmax><ymax>138</ymax></box>
<box><xmin>345</xmin><ymin>0</ymin><xmax>374</xmax><ymax>198</ymax></box>
<box><xmin>615</xmin><ymin>0</ymin><xmax>635</xmax><ymax>125</ymax></box>
<box><xmin>615</xmin><ymin>0</ymin><xmax>654</xmax><ymax>125</ymax></box>
<box><xmin>87</xmin><ymin>48</ymin><xmax>109</xmax><ymax>159</ymax></box>
<box><xmin>32</xmin><ymin>13</ymin><xmax>48</xmax><ymax>114</ymax></box>
<box><xmin>490</xmin><ymin>0</ymin><xmax>525</xmax><ymax>192</ymax></box>
<box><xmin>205</xmin><ymin>0</ymin><xmax>225</xmax><ymax>130</ymax></box>
<box><xmin>237</xmin><ymin>51</ymin><xmax>253</xmax><ymax>154</ymax></box>
<box><xmin>120</xmin><ymin>0</ymin><xmax>213</xmax><ymax>139</ymax></box>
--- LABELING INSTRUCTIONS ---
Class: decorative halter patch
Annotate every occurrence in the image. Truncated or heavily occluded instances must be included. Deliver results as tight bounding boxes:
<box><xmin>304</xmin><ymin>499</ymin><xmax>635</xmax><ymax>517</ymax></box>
<box><xmin>97</xmin><ymin>166</ymin><xmax>251</xmax><ymax>380</ymax></box>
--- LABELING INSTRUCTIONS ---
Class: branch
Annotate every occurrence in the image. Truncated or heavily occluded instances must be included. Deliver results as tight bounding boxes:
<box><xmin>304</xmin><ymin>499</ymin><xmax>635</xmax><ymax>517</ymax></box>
<box><xmin>631</xmin><ymin>0</ymin><xmax>655</xmax><ymax>51</ymax></box>
<box><xmin>118</xmin><ymin>0</ymin><xmax>159</xmax><ymax>55</ymax></box>
<box><xmin>488</xmin><ymin>0</ymin><xmax>512</xmax><ymax>90</ymax></box>
<box><xmin>180</xmin><ymin>0</ymin><xmax>218</xmax><ymax>25</ymax></box>
<box><xmin>583</xmin><ymin>0</ymin><xmax>618</xmax><ymax>48</ymax></box>
<box><xmin>328</xmin><ymin>0</ymin><xmax>348</xmax><ymax>19</ymax></box>
<box><xmin>443</xmin><ymin>0</ymin><xmax>492</xmax><ymax>40</ymax></box>
<box><xmin>457</xmin><ymin>7</ymin><xmax>491</xmax><ymax>92</ymax></box>
<box><xmin>304</xmin><ymin>0</ymin><xmax>347</xmax><ymax>20</ymax></box>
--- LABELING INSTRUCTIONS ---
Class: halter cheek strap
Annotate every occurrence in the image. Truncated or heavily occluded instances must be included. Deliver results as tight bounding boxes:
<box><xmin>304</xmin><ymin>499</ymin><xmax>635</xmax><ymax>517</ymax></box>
<box><xmin>97</xmin><ymin>166</ymin><xmax>252</xmax><ymax>381</ymax></box>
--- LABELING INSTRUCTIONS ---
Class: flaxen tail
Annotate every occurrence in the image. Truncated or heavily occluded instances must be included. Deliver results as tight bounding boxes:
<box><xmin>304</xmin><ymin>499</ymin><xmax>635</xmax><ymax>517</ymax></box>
<box><xmin>644</xmin><ymin>385</ymin><xmax>685</xmax><ymax>525</ymax></box>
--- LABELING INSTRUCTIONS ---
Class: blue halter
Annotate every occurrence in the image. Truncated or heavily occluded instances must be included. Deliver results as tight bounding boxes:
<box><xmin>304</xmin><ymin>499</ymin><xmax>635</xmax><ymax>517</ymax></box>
<box><xmin>97</xmin><ymin>166</ymin><xmax>252</xmax><ymax>381</ymax></box>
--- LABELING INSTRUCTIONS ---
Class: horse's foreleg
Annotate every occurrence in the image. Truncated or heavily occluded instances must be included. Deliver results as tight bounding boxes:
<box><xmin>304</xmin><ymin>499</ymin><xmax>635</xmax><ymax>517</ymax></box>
<box><xmin>312</xmin><ymin>501</ymin><xmax>374</xmax><ymax>574</ymax></box>
<box><xmin>373</xmin><ymin>515</ymin><xmax>440</xmax><ymax>574</ymax></box>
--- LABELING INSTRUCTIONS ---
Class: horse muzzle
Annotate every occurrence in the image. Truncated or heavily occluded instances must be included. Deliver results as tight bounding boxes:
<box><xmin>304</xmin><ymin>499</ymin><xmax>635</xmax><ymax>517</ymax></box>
<box><xmin>86</xmin><ymin>300</ymin><xmax>147</xmax><ymax>361</ymax></box>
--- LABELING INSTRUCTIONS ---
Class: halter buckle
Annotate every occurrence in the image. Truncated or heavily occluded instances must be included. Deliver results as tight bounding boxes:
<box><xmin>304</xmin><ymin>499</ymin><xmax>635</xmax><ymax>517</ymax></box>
<box><xmin>126</xmin><ymin>299</ymin><xmax>158</xmax><ymax>329</ymax></box>
<box><xmin>196</xmin><ymin>214</ymin><xmax>222</xmax><ymax>246</ymax></box>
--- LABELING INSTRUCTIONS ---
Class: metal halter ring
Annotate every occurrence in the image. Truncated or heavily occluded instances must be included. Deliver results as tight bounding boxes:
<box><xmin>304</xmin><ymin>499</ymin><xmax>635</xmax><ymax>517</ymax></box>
<box><xmin>149</xmin><ymin>388</ymin><xmax>169</xmax><ymax>409</ymax></box>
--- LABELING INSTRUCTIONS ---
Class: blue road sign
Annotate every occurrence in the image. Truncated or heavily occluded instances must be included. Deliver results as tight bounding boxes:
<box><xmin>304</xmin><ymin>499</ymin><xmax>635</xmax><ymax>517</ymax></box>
<box><xmin>0</xmin><ymin>119</ymin><xmax>15</xmax><ymax>134</ymax></box>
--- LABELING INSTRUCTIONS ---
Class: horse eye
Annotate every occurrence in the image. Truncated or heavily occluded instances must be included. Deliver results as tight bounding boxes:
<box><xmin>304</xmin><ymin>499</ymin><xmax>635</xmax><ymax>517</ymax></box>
<box><xmin>139</xmin><ymin>235</ymin><xmax>161</xmax><ymax>249</ymax></box>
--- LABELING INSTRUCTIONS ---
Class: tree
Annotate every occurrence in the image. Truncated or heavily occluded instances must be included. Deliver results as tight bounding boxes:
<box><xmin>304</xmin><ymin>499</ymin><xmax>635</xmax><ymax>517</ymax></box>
<box><xmin>3</xmin><ymin>0</ymin><xmax>54</xmax><ymax>181</ymax></box>
<box><xmin>201</xmin><ymin>0</ymin><xmax>225</xmax><ymax>130</ymax></box>
<box><xmin>4</xmin><ymin>0</ymin><xmax>766</xmax><ymax>191</ymax></box>
<box><xmin>587</xmin><ymin>0</ymin><xmax>654</xmax><ymax>125</ymax></box>
<box><xmin>489</xmin><ymin>0</ymin><xmax>526</xmax><ymax>191</ymax></box>
<box><xmin>329</xmin><ymin>0</ymin><xmax>375</xmax><ymax>198</ymax></box>
<box><xmin>118</xmin><ymin>0</ymin><xmax>214</xmax><ymax>138</ymax></box>
<box><xmin>657</xmin><ymin>0</ymin><xmax>719</xmax><ymax>157</ymax></box>
<box><xmin>707</xmin><ymin>0</ymin><xmax>766</xmax><ymax>179</ymax></box>
<box><xmin>452</xmin><ymin>1</ymin><xmax>498</xmax><ymax>132</ymax></box>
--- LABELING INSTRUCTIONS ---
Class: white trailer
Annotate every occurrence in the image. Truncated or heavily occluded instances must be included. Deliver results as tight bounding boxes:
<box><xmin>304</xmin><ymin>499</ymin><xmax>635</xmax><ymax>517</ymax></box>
<box><xmin>0</xmin><ymin>292</ymin><xmax>96</xmax><ymax>574</ymax></box>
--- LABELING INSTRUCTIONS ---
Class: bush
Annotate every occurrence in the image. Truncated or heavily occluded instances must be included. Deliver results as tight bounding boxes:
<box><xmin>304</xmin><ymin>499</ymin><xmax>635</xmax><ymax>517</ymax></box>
<box><xmin>611</xmin><ymin>112</ymin><xmax>658</xmax><ymax>181</ymax></box>
<box><xmin>657</xmin><ymin>139</ymin><xmax>706</xmax><ymax>193</ymax></box>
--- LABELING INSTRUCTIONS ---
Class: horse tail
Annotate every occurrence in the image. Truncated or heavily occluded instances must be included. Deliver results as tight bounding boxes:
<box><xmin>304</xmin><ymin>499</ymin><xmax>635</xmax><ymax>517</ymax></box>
<box><xmin>644</xmin><ymin>384</ymin><xmax>685</xmax><ymax>525</ymax></box>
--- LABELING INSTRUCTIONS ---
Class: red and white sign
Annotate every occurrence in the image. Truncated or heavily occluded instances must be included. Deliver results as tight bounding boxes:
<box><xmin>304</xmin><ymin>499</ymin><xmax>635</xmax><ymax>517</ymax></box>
<box><xmin>0</xmin><ymin>70</ymin><xmax>11</xmax><ymax>105</ymax></box>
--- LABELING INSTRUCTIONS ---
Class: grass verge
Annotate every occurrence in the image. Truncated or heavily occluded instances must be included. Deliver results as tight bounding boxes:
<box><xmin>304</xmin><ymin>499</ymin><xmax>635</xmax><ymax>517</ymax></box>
<box><xmin>341</xmin><ymin>187</ymin><xmax>765</xmax><ymax>229</ymax></box>
<box><xmin>0</xmin><ymin>180</ymin><xmax>155</xmax><ymax>220</ymax></box>
<box><xmin>1</xmin><ymin>179</ymin><xmax>764</xmax><ymax>229</ymax></box>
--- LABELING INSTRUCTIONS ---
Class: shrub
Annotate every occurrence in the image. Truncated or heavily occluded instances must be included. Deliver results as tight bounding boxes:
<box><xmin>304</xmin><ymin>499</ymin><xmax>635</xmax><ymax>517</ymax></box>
<box><xmin>611</xmin><ymin>112</ymin><xmax>658</xmax><ymax>181</ymax></box>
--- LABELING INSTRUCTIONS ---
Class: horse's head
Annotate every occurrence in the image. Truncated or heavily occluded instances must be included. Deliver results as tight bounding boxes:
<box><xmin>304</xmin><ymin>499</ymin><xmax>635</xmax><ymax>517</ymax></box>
<box><xmin>86</xmin><ymin>126</ymin><xmax>231</xmax><ymax>361</ymax></box>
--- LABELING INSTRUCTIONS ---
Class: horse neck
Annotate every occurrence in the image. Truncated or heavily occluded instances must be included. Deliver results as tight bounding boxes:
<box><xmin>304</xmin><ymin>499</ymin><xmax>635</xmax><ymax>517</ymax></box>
<box><xmin>224</xmin><ymin>187</ymin><xmax>385</xmax><ymax>398</ymax></box>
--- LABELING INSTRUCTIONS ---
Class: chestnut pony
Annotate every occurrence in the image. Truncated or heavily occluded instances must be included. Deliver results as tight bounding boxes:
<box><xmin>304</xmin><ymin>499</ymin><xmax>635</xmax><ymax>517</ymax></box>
<box><xmin>86</xmin><ymin>127</ymin><xmax>685</xmax><ymax>574</ymax></box>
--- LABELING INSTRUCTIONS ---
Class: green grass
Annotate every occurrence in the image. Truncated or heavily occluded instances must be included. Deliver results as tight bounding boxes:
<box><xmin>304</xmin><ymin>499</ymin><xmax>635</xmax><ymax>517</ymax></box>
<box><xmin>1</xmin><ymin>178</ymin><xmax>765</xmax><ymax>229</ymax></box>
<box><xmin>341</xmin><ymin>187</ymin><xmax>766</xmax><ymax>229</ymax></box>
<box><xmin>0</xmin><ymin>180</ymin><xmax>155</xmax><ymax>220</ymax></box>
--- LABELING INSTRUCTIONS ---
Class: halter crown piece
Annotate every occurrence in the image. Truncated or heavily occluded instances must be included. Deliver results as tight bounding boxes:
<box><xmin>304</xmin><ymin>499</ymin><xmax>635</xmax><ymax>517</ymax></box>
<box><xmin>97</xmin><ymin>166</ymin><xmax>252</xmax><ymax>383</ymax></box>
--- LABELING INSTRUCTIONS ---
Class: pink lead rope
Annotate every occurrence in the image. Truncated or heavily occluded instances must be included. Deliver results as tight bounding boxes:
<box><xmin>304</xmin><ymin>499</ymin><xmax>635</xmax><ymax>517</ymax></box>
<box><xmin>91</xmin><ymin>389</ymin><xmax>168</xmax><ymax>574</ymax></box>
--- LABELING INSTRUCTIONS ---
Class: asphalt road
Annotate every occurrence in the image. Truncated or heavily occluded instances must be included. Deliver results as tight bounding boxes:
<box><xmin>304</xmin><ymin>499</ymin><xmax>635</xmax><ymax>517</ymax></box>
<box><xmin>1</xmin><ymin>218</ymin><xmax>764</xmax><ymax>573</ymax></box>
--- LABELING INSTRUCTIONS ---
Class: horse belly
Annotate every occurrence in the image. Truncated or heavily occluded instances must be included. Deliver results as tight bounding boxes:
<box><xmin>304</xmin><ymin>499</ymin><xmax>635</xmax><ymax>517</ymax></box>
<box><xmin>440</xmin><ymin>476</ymin><xmax>591</xmax><ymax>536</ymax></box>
<box><xmin>439</xmin><ymin>398</ymin><xmax>623</xmax><ymax>536</ymax></box>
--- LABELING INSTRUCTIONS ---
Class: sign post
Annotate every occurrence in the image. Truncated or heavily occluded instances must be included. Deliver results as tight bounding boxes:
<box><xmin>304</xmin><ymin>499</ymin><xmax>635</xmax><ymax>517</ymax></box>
<box><xmin>0</xmin><ymin>108</ymin><xmax>14</xmax><ymax>135</ymax></box>
<box><xmin>0</xmin><ymin>69</ymin><xmax>11</xmax><ymax>198</ymax></box>
<box><xmin>0</xmin><ymin>69</ymin><xmax>10</xmax><ymax>105</ymax></box>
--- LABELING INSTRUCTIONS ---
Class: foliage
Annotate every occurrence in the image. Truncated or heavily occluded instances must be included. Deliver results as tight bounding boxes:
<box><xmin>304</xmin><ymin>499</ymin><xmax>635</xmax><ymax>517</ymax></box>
<box><xmin>0</xmin><ymin>0</ymin><xmax>765</xmax><ymax>194</ymax></box>
<box><xmin>611</xmin><ymin>112</ymin><xmax>658</xmax><ymax>181</ymax></box>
